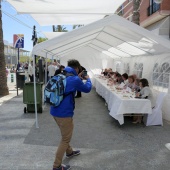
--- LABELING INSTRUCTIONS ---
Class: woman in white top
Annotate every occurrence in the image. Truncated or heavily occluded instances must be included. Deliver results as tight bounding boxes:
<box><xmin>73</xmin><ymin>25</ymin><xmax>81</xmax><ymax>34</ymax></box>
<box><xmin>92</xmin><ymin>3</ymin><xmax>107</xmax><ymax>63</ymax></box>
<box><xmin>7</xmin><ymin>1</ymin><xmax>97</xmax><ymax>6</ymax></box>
<box><xmin>133</xmin><ymin>78</ymin><xmax>156</xmax><ymax>124</ymax></box>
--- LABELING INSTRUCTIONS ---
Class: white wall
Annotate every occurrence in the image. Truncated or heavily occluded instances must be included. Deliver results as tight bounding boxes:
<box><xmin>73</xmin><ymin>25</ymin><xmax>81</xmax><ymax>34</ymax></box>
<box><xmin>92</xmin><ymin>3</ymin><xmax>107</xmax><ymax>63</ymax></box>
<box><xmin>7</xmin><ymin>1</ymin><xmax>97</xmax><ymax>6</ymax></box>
<box><xmin>60</xmin><ymin>46</ymin><xmax>114</xmax><ymax>77</ymax></box>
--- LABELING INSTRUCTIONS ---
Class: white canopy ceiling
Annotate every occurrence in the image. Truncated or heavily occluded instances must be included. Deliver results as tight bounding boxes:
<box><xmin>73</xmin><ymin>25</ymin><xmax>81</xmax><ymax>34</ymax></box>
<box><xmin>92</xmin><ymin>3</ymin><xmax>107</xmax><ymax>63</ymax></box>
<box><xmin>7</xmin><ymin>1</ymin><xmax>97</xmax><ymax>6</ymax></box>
<box><xmin>42</xmin><ymin>32</ymin><xmax>66</xmax><ymax>40</ymax></box>
<box><xmin>6</xmin><ymin>0</ymin><xmax>126</xmax><ymax>25</ymax></box>
<box><xmin>7</xmin><ymin>0</ymin><xmax>125</xmax><ymax>14</ymax></box>
<box><xmin>31</xmin><ymin>14</ymin><xmax>105</xmax><ymax>26</ymax></box>
<box><xmin>32</xmin><ymin>14</ymin><xmax>170</xmax><ymax>59</ymax></box>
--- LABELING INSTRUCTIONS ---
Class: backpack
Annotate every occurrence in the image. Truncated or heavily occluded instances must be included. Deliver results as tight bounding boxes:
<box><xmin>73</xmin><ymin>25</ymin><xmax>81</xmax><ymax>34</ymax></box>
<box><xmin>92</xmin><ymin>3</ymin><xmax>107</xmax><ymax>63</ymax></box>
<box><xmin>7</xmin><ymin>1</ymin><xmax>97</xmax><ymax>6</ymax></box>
<box><xmin>44</xmin><ymin>72</ymin><xmax>74</xmax><ymax>107</ymax></box>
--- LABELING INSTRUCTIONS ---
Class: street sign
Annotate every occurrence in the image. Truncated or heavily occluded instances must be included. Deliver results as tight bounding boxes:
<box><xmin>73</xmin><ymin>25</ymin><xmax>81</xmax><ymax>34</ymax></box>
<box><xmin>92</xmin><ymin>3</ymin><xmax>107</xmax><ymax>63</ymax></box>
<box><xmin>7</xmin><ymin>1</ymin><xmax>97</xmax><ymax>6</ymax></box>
<box><xmin>13</xmin><ymin>34</ymin><xmax>24</xmax><ymax>48</ymax></box>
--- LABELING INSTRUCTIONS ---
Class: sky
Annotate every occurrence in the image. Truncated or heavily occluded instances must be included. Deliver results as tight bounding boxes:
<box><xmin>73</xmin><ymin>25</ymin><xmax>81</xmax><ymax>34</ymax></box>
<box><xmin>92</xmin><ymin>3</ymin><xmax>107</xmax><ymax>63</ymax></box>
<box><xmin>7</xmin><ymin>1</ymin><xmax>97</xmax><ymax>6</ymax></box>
<box><xmin>2</xmin><ymin>1</ymin><xmax>72</xmax><ymax>52</ymax></box>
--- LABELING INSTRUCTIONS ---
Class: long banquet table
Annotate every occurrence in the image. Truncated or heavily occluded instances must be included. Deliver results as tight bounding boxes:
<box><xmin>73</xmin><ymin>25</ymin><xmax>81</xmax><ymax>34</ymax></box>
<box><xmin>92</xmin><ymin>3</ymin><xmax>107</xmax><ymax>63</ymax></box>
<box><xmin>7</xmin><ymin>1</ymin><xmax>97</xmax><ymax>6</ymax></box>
<box><xmin>93</xmin><ymin>76</ymin><xmax>152</xmax><ymax>125</ymax></box>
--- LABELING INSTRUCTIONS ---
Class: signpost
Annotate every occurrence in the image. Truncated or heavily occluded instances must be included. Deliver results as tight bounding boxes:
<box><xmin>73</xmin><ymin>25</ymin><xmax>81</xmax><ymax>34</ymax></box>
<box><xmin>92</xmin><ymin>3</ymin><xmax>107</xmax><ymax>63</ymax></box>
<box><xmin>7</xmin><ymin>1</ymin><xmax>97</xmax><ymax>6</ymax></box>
<box><xmin>13</xmin><ymin>34</ymin><xmax>24</xmax><ymax>96</ymax></box>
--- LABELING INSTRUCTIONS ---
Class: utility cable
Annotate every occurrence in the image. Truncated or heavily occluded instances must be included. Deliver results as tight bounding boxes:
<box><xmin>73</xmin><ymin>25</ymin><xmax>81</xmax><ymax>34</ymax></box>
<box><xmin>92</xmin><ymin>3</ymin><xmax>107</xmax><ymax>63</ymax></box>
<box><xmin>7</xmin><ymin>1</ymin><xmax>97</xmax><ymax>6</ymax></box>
<box><xmin>1</xmin><ymin>8</ymin><xmax>46</xmax><ymax>37</ymax></box>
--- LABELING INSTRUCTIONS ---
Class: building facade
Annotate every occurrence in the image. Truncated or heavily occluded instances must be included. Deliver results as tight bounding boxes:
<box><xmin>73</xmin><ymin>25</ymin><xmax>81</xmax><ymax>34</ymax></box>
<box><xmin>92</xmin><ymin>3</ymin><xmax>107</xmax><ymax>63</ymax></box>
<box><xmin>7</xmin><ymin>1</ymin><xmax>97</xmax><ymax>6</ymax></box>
<box><xmin>4</xmin><ymin>40</ymin><xmax>30</xmax><ymax>67</ymax></box>
<box><xmin>117</xmin><ymin>0</ymin><xmax>170</xmax><ymax>40</ymax></box>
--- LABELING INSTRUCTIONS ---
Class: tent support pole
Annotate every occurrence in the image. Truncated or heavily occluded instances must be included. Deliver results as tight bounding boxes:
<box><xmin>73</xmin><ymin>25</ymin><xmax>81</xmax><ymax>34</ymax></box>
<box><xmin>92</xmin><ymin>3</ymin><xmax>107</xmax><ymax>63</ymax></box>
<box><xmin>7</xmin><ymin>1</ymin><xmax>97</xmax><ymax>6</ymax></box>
<box><xmin>47</xmin><ymin>31</ymin><xmax>101</xmax><ymax>53</ymax></box>
<box><xmin>103</xmin><ymin>30</ymin><xmax>154</xmax><ymax>56</ymax></box>
<box><xmin>88</xmin><ymin>45</ymin><xmax>121</xmax><ymax>60</ymax></box>
<box><xmin>56</xmin><ymin>40</ymin><xmax>92</xmax><ymax>56</ymax></box>
<box><xmin>45</xmin><ymin>52</ymin><xmax>48</xmax><ymax>85</ymax></box>
<box><xmin>94</xmin><ymin>38</ymin><xmax>133</xmax><ymax>57</ymax></box>
<box><xmin>89</xmin><ymin>43</ymin><xmax>121</xmax><ymax>58</ymax></box>
<box><xmin>58</xmin><ymin>46</ymin><xmax>89</xmax><ymax>57</ymax></box>
<box><xmin>33</xmin><ymin>54</ymin><xmax>39</xmax><ymax>128</ymax></box>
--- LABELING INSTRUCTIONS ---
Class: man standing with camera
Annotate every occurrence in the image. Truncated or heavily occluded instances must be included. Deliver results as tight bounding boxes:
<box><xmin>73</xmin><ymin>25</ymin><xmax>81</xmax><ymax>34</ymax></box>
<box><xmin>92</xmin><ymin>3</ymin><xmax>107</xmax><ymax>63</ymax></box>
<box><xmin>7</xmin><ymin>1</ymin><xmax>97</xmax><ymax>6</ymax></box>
<box><xmin>75</xmin><ymin>65</ymin><xmax>86</xmax><ymax>98</ymax></box>
<box><xmin>51</xmin><ymin>59</ymin><xmax>92</xmax><ymax>170</ymax></box>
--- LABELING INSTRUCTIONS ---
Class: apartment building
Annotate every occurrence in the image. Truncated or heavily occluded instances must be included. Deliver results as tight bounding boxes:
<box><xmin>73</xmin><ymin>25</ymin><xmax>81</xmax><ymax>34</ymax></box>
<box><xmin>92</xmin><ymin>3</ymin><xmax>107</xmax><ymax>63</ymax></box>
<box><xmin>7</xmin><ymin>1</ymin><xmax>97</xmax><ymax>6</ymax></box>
<box><xmin>117</xmin><ymin>0</ymin><xmax>170</xmax><ymax>40</ymax></box>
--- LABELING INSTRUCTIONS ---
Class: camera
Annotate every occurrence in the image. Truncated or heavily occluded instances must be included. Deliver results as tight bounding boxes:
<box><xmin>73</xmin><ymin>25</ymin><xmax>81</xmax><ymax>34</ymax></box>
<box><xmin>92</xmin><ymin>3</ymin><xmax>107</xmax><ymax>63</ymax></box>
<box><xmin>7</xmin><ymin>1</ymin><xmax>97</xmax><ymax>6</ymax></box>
<box><xmin>82</xmin><ymin>70</ymin><xmax>87</xmax><ymax>78</ymax></box>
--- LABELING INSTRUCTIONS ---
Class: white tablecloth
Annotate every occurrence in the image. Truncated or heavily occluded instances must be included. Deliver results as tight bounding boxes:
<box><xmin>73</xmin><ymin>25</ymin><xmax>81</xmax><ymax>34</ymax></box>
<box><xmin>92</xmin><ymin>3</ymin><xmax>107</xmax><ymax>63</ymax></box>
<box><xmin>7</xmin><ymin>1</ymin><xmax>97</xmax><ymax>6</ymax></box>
<box><xmin>93</xmin><ymin>77</ymin><xmax>152</xmax><ymax>125</ymax></box>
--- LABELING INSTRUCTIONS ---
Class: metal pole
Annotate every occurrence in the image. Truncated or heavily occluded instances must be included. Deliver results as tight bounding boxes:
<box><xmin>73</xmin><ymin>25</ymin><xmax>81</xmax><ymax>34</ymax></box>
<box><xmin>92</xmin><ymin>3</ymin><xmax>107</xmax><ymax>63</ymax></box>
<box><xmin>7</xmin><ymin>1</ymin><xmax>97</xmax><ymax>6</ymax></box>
<box><xmin>33</xmin><ymin>25</ymin><xmax>37</xmax><ymax>65</ymax></box>
<box><xmin>16</xmin><ymin>48</ymin><xmax>19</xmax><ymax>96</ymax></box>
<box><xmin>168</xmin><ymin>17</ymin><xmax>170</xmax><ymax>93</ymax></box>
<box><xmin>45</xmin><ymin>53</ymin><xmax>48</xmax><ymax>84</ymax></box>
<box><xmin>32</xmin><ymin>26</ymin><xmax>39</xmax><ymax>128</ymax></box>
<box><xmin>33</xmin><ymin>54</ymin><xmax>39</xmax><ymax>128</ymax></box>
<box><xmin>32</xmin><ymin>25</ymin><xmax>37</xmax><ymax>81</ymax></box>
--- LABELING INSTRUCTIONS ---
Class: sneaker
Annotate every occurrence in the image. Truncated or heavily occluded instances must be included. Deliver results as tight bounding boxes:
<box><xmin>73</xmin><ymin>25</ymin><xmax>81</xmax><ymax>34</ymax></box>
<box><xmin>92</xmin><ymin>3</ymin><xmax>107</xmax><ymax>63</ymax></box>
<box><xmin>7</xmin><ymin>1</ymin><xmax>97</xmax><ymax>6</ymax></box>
<box><xmin>53</xmin><ymin>164</ymin><xmax>71</xmax><ymax>170</ymax></box>
<box><xmin>66</xmin><ymin>150</ymin><xmax>80</xmax><ymax>158</ymax></box>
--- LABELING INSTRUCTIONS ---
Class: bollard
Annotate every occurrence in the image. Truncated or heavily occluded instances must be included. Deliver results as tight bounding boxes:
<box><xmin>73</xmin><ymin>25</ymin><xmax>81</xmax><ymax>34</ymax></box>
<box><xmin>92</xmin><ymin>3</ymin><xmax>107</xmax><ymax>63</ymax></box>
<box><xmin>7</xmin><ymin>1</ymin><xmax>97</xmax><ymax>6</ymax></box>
<box><xmin>11</xmin><ymin>74</ymin><xmax>14</xmax><ymax>83</ymax></box>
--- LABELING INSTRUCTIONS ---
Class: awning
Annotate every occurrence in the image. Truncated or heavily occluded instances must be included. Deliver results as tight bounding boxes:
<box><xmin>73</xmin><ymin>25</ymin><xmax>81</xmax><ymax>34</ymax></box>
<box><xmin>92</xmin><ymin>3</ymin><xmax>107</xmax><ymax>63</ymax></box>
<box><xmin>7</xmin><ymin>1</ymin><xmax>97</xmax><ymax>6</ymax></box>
<box><xmin>6</xmin><ymin>0</ymin><xmax>126</xmax><ymax>25</ymax></box>
<box><xmin>31</xmin><ymin>14</ymin><xmax>105</xmax><ymax>26</ymax></box>
<box><xmin>42</xmin><ymin>32</ymin><xmax>66</xmax><ymax>40</ymax></box>
<box><xmin>6</xmin><ymin>0</ymin><xmax>125</xmax><ymax>14</ymax></box>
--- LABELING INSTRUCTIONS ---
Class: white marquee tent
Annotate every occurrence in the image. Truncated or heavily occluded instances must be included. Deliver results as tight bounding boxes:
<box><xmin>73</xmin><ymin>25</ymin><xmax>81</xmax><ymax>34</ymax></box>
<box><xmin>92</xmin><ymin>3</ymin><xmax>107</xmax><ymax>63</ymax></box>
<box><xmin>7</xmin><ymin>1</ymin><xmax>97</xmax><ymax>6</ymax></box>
<box><xmin>6</xmin><ymin>0</ymin><xmax>170</xmax><ymax>127</ymax></box>
<box><xmin>31</xmin><ymin>14</ymin><xmax>170</xmax><ymax>126</ymax></box>
<box><xmin>6</xmin><ymin>0</ymin><xmax>127</xmax><ymax>127</ymax></box>
<box><xmin>32</xmin><ymin>14</ymin><xmax>170</xmax><ymax>68</ymax></box>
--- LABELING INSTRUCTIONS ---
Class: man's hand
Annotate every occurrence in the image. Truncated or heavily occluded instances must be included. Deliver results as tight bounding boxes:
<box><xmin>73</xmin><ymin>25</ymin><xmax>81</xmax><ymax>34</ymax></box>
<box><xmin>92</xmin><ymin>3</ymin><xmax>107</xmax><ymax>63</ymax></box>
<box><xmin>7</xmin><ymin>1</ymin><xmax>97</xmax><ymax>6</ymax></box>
<box><xmin>84</xmin><ymin>75</ymin><xmax>89</xmax><ymax>80</ymax></box>
<box><xmin>78</xmin><ymin>71</ymin><xmax>83</xmax><ymax>80</ymax></box>
<box><xmin>78</xmin><ymin>71</ymin><xmax>89</xmax><ymax>80</ymax></box>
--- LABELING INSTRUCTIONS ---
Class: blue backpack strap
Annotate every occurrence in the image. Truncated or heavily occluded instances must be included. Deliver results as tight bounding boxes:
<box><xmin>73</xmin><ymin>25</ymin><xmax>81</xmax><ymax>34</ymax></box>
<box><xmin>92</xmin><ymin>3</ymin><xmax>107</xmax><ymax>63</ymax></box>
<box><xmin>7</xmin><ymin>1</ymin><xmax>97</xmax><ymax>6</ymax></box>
<box><xmin>61</xmin><ymin>72</ymin><xmax>75</xmax><ymax>108</ymax></box>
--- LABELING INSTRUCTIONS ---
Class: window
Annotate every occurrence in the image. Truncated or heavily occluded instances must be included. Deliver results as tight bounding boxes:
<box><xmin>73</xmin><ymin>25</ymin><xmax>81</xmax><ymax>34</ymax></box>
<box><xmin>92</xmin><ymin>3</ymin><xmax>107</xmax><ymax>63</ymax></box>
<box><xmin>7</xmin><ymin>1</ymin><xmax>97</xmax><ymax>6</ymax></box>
<box><xmin>118</xmin><ymin>5</ymin><xmax>124</xmax><ymax>16</ymax></box>
<box><xmin>116</xmin><ymin>62</ymin><xmax>121</xmax><ymax>73</ymax></box>
<box><xmin>147</xmin><ymin>0</ymin><xmax>160</xmax><ymax>16</ymax></box>
<box><xmin>133</xmin><ymin>63</ymin><xmax>143</xmax><ymax>78</ymax></box>
<box><xmin>152</xmin><ymin>62</ymin><xmax>170</xmax><ymax>92</ymax></box>
<box><xmin>124</xmin><ymin>63</ymin><xmax>130</xmax><ymax>74</ymax></box>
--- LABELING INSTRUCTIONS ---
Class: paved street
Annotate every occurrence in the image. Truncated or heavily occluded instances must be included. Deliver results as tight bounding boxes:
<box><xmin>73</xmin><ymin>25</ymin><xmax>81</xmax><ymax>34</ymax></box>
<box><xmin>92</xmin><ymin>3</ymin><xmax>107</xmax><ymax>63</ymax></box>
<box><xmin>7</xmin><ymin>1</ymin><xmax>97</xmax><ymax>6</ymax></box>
<box><xmin>0</xmin><ymin>81</ymin><xmax>170</xmax><ymax>170</ymax></box>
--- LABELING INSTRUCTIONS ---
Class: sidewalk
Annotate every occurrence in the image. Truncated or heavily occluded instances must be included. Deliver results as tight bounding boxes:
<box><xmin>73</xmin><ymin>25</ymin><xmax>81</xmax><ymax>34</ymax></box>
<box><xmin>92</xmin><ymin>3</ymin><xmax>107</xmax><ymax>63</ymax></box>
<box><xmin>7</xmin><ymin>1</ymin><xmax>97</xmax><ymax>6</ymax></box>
<box><xmin>0</xmin><ymin>84</ymin><xmax>170</xmax><ymax>170</ymax></box>
<box><xmin>0</xmin><ymin>81</ymin><xmax>22</xmax><ymax>104</ymax></box>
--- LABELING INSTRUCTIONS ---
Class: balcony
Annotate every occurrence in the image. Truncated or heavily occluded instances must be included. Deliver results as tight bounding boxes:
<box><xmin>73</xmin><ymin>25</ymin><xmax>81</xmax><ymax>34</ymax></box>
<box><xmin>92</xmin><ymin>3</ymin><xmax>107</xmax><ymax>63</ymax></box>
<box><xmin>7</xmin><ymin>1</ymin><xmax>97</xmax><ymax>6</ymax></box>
<box><xmin>147</xmin><ymin>3</ymin><xmax>160</xmax><ymax>16</ymax></box>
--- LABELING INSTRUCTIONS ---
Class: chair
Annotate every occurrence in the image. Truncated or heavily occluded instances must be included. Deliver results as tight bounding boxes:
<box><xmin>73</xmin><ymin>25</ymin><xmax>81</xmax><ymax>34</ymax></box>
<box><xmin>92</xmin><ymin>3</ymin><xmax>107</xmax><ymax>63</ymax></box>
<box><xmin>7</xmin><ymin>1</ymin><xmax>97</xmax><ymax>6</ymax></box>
<box><xmin>144</xmin><ymin>92</ymin><xmax>166</xmax><ymax>126</ymax></box>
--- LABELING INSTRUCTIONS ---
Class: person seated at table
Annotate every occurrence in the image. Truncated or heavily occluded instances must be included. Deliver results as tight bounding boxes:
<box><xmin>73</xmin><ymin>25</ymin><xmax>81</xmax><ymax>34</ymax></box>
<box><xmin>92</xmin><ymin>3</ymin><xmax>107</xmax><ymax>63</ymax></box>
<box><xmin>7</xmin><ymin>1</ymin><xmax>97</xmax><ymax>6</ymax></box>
<box><xmin>101</xmin><ymin>68</ymin><xmax>108</xmax><ymax>76</ymax></box>
<box><xmin>127</xmin><ymin>75</ymin><xmax>135</xmax><ymax>89</ymax></box>
<box><xmin>112</xmin><ymin>72</ymin><xmax>117</xmax><ymax>82</ymax></box>
<box><xmin>106</xmin><ymin>68</ymin><xmax>113</xmax><ymax>78</ymax></box>
<box><xmin>116</xmin><ymin>73</ymin><xmax>124</xmax><ymax>84</ymax></box>
<box><xmin>132</xmin><ymin>74</ymin><xmax>138</xmax><ymax>80</ymax></box>
<box><xmin>133</xmin><ymin>78</ymin><xmax>156</xmax><ymax>124</ymax></box>
<box><xmin>108</xmin><ymin>68</ymin><xmax>113</xmax><ymax>73</ymax></box>
<box><xmin>108</xmin><ymin>71</ymin><xmax>115</xmax><ymax>79</ymax></box>
<box><xmin>132</xmin><ymin>78</ymin><xmax>140</xmax><ymax>93</ymax></box>
<box><xmin>122</xmin><ymin>73</ymin><xmax>129</xmax><ymax>85</ymax></box>
<box><xmin>107</xmin><ymin>72</ymin><xmax>115</xmax><ymax>85</ymax></box>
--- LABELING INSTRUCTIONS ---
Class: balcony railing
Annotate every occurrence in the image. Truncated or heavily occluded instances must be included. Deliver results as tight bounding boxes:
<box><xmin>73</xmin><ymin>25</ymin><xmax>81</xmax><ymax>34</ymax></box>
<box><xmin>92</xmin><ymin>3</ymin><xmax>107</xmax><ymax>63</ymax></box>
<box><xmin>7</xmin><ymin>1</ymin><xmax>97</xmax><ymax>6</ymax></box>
<box><xmin>147</xmin><ymin>3</ymin><xmax>160</xmax><ymax>16</ymax></box>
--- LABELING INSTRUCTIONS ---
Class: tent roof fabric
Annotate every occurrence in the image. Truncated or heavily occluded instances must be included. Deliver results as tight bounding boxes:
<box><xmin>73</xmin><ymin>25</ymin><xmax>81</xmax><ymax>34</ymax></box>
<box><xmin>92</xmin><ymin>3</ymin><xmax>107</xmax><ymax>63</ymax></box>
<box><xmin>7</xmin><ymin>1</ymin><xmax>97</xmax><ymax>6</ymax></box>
<box><xmin>7</xmin><ymin>0</ymin><xmax>125</xmax><ymax>14</ymax></box>
<box><xmin>32</xmin><ymin>14</ymin><xmax>170</xmax><ymax>59</ymax></box>
<box><xmin>6</xmin><ymin>0</ymin><xmax>126</xmax><ymax>25</ymax></box>
<box><xmin>31</xmin><ymin>14</ymin><xmax>106</xmax><ymax>26</ymax></box>
<box><xmin>42</xmin><ymin>32</ymin><xmax>66</xmax><ymax>40</ymax></box>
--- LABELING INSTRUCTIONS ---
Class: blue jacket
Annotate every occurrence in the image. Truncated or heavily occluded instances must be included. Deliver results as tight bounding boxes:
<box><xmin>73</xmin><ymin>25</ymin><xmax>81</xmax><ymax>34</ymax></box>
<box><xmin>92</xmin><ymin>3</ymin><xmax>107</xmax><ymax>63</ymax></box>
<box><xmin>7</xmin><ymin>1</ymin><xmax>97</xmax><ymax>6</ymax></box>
<box><xmin>50</xmin><ymin>66</ymin><xmax>92</xmax><ymax>117</ymax></box>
